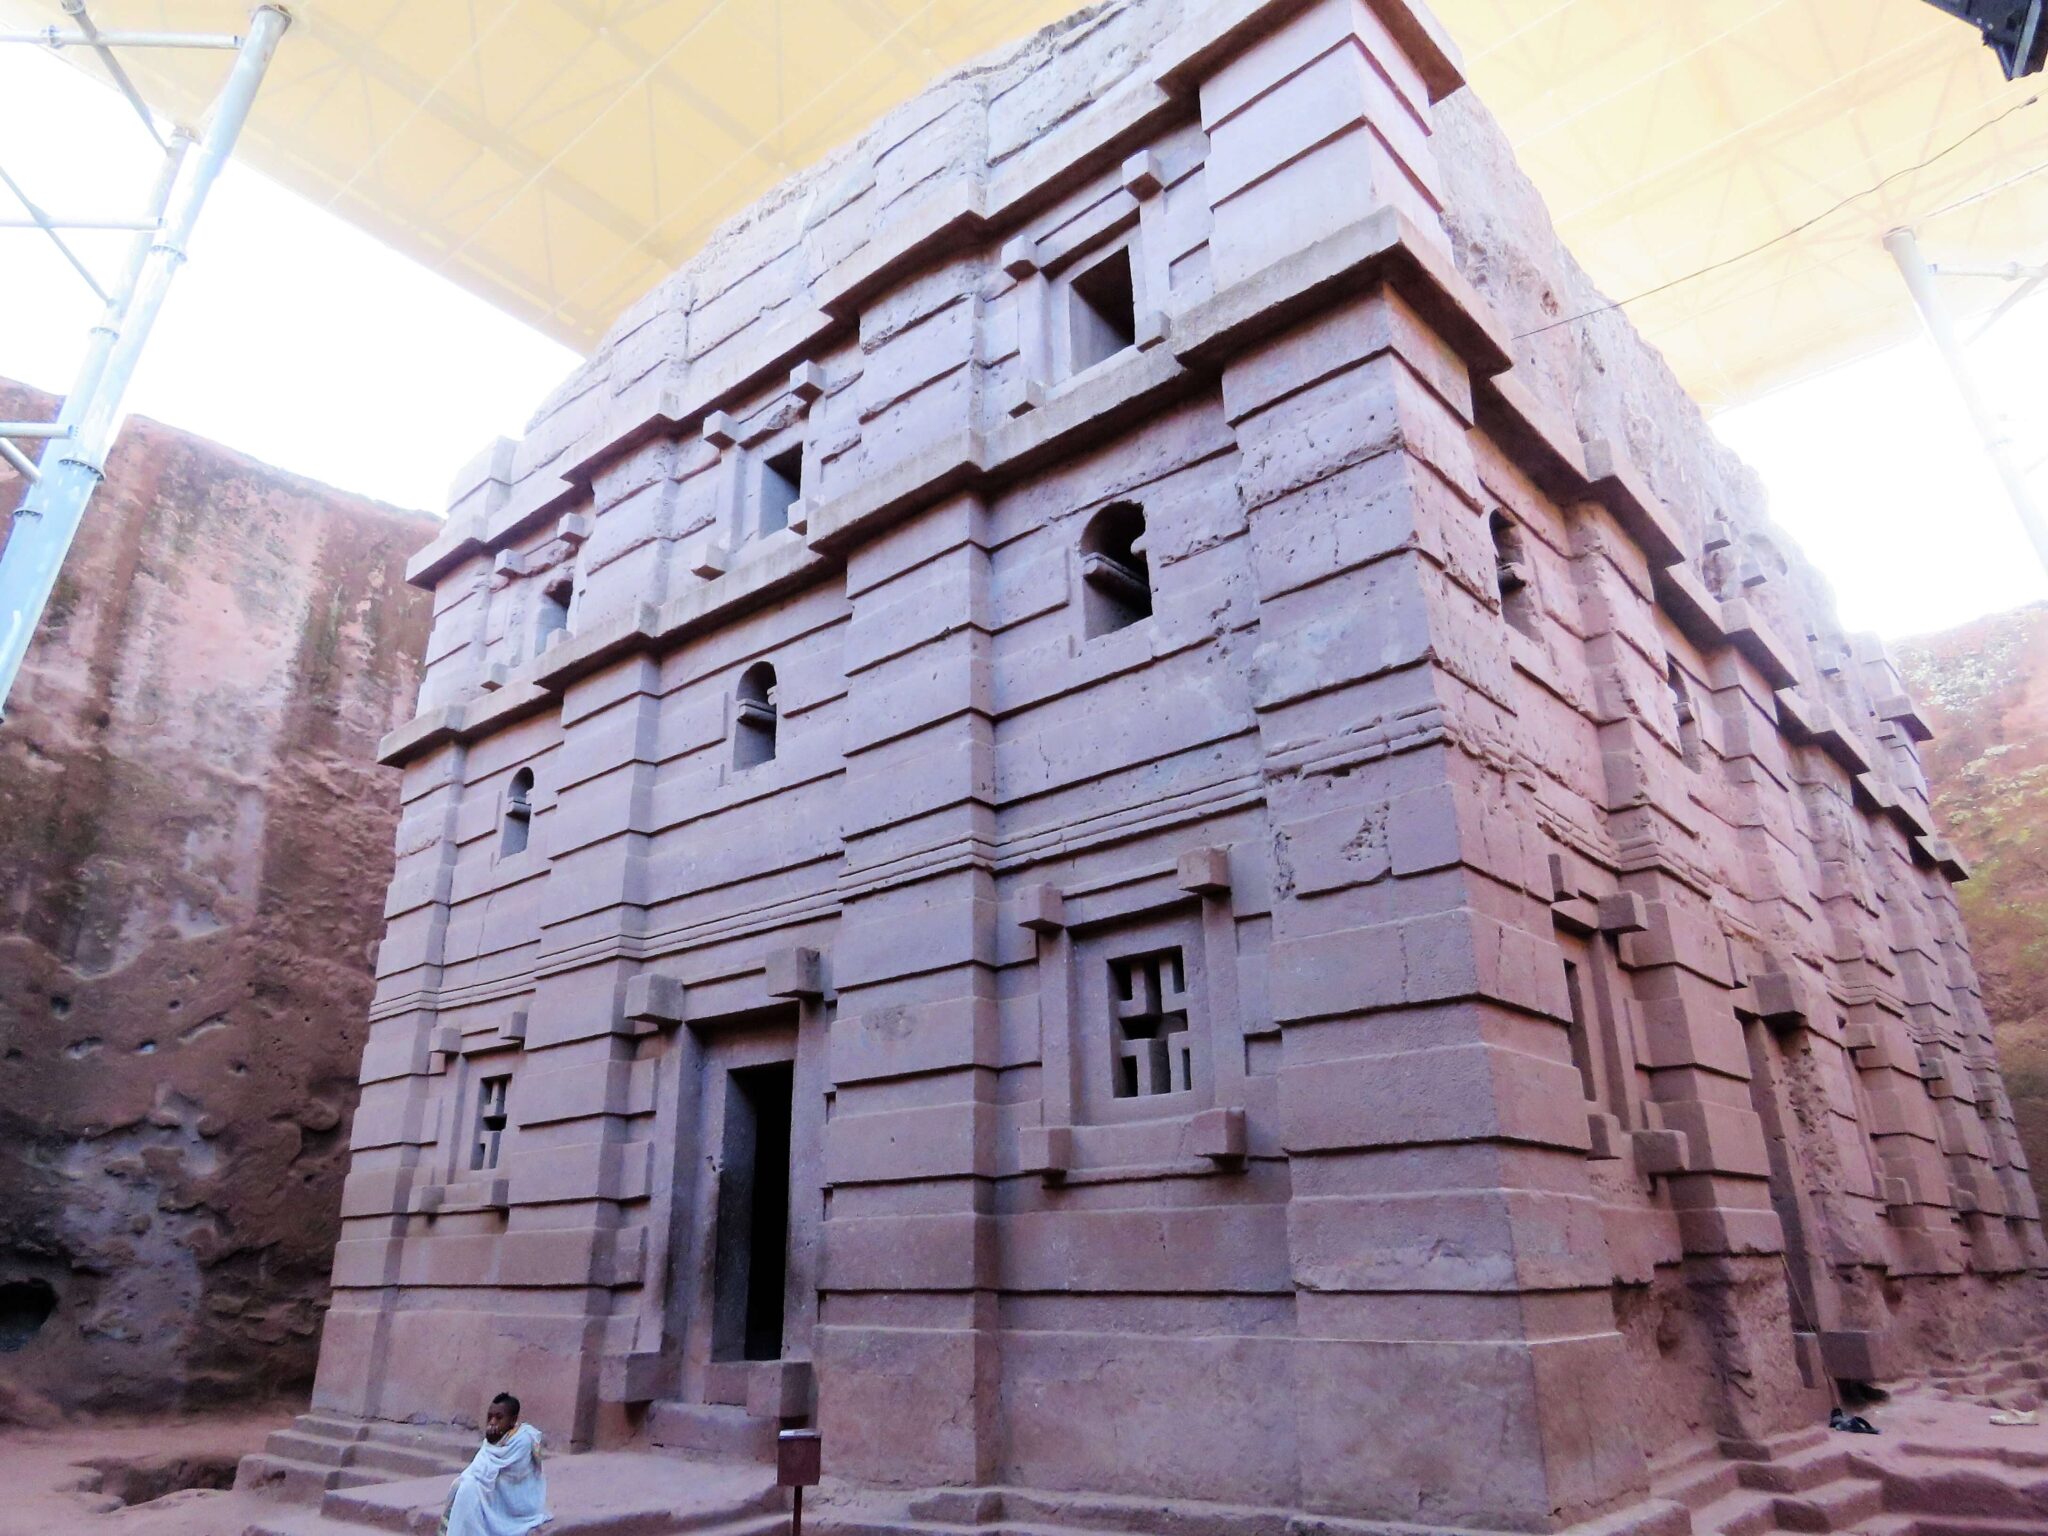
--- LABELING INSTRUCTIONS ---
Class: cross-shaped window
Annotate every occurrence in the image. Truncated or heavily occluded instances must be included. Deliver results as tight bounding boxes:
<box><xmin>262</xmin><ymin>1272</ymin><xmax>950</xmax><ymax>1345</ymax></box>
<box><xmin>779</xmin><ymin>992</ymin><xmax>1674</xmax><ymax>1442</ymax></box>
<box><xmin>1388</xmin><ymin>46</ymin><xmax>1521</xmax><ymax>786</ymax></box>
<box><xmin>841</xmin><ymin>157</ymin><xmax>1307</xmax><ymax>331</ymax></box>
<box><xmin>472</xmin><ymin>1075</ymin><xmax>510</xmax><ymax>1171</ymax></box>
<box><xmin>1110</xmin><ymin>948</ymin><xmax>1192</xmax><ymax>1098</ymax></box>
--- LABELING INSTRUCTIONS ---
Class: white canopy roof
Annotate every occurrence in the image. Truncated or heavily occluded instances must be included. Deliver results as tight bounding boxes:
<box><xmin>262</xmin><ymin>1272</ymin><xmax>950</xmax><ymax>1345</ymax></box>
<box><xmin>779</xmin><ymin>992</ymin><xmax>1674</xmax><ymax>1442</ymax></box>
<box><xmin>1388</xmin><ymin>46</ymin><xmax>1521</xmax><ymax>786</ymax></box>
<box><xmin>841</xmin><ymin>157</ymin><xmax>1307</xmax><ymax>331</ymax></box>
<box><xmin>6</xmin><ymin>0</ymin><xmax>2040</xmax><ymax>407</ymax></box>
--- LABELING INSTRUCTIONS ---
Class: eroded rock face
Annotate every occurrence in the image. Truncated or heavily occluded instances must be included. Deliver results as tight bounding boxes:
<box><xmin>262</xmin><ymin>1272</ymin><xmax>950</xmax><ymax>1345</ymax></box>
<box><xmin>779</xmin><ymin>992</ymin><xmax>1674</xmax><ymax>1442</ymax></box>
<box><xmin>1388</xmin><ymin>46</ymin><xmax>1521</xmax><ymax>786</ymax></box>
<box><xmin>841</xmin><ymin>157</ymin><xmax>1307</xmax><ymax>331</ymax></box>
<box><xmin>1899</xmin><ymin>602</ymin><xmax>2048</xmax><ymax>1210</ymax></box>
<box><xmin>0</xmin><ymin>379</ymin><xmax>434</xmax><ymax>1412</ymax></box>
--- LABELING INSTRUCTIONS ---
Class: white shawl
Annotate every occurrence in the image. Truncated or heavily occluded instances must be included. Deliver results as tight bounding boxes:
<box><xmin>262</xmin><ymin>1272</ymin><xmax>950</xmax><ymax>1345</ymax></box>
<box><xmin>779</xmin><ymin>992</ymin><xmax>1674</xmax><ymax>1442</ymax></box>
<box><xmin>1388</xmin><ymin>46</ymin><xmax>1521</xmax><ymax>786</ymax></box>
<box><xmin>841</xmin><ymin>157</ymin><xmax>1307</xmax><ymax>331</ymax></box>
<box><xmin>439</xmin><ymin>1422</ymin><xmax>551</xmax><ymax>1536</ymax></box>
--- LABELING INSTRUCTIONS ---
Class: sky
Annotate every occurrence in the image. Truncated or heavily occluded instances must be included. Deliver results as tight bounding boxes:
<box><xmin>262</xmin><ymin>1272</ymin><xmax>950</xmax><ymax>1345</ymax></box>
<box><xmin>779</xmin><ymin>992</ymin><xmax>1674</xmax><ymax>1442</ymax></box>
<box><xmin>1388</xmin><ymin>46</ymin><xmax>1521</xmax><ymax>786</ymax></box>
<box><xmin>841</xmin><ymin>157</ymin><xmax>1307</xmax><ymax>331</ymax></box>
<box><xmin>1715</xmin><ymin>307</ymin><xmax>2048</xmax><ymax>642</ymax></box>
<box><xmin>2</xmin><ymin>43</ymin><xmax>2046</xmax><ymax>641</ymax></box>
<box><xmin>0</xmin><ymin>43</ymin><xmax>578</xmax><ymax>515</ymax></box>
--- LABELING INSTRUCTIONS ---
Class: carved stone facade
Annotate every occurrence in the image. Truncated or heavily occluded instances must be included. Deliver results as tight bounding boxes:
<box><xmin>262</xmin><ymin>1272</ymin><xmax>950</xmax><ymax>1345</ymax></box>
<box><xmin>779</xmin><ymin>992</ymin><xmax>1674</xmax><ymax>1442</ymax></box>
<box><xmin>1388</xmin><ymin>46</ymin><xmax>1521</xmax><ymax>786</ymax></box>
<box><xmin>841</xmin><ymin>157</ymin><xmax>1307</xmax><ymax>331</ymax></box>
<box><xmin>314</xmin><ymin>1</ymin><xmax>2048</xmax><ymax>1529</ymax></box>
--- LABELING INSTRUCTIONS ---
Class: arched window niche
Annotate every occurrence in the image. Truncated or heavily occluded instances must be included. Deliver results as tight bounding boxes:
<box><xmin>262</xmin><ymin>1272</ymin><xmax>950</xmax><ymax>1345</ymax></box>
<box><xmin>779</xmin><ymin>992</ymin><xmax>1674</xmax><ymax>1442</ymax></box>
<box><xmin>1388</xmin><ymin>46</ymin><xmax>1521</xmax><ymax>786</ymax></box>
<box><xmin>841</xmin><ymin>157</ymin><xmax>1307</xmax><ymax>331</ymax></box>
<box><xmin>502</xmin><ymin>767</ymin><xmax>534</xmax><ymax>856</ymax></box>
<box><xmin>1079</xmin><ymin>502</ymin><xmax>1152</xmax><ymax>639</ymax></box>
<box><xmin>734</xmin><ymin>663</ymin><xmax>779</xmax><ymax>769</ymax></box>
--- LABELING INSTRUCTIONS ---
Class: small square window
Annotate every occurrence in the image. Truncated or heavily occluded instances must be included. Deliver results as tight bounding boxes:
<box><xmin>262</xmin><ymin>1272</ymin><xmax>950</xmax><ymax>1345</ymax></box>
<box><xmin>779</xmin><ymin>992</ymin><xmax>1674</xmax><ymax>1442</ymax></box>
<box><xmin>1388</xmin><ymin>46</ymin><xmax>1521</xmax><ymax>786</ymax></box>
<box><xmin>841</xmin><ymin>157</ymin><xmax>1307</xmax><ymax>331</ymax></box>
<box><xmin>1109</xmin><ymin>946</ymin><xmax>1193</xmax><ymax>1099</ymax></box>
<box><xmin>472</xmin><ymin>1075</ymin><xmax>510</xmax><ymax>1171</ymax></box>
<box><xmin>1068</xmin><ymin>246</ymin><xmax>1137</xmax><ymax>376</ymax></box>
<box><xmin>1069</xmin><ymin>912</ymin><xmax>1211</xmax><ymax>1127</ymax></box>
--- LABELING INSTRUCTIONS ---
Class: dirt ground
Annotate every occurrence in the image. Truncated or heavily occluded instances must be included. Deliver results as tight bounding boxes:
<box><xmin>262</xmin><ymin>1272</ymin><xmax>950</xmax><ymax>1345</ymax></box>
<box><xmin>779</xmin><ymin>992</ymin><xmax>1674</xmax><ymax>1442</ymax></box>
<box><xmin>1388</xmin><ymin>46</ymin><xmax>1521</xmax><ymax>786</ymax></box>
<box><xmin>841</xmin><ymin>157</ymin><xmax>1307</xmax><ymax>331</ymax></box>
<box><xmin>0</xmin><ymin>1404</ymin><xmax>292</xmax><ymax>1536</ymax></box>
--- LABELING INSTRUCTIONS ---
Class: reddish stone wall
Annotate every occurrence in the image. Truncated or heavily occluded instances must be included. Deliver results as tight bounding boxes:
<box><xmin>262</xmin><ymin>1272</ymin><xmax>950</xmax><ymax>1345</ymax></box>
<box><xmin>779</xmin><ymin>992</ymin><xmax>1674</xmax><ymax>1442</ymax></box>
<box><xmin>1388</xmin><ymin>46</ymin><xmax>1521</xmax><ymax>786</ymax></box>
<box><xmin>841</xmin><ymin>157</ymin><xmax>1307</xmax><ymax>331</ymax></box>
<box><xmin>0</xmin><ymin>379</ymin><xmax>434</xmax><ymax>1414</ymax></box>
<box><xmin>311</xmin><ymin>1</ymin><xmax>2048</xmax><ymax>1528</ymax></box>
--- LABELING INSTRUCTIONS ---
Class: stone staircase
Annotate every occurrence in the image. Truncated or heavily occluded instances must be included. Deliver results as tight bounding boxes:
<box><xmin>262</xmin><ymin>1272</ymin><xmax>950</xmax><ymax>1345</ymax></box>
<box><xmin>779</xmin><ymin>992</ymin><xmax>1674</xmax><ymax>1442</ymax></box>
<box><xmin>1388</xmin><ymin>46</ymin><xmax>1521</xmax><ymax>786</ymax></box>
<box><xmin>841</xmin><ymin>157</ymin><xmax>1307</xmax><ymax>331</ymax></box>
<box><xmin>1650</xmin><ymin>1405</ymin><xmax>2048</xmax><ymax>1536</ymax></box>
<box><xmin>1658</xmin><ymin>1432</ymin><xmax>1888</xmax><ymax>1536</ymax></box>
<box><xmin>235</xmin><ymin>1412</ymin><xmax>476</xmax><ymax>1503</ymax></box>
<box><xmin>238</xmin><ymin>1448</ymin><xmax>784</xmax><ymax>1536</ymax></box>
<box><xmin>799</xmin><ymin>1424</ymin><xmax>2047</xmax><ymax>1536</ymax></box>
<box><xmin>647</xmin><ymin>1400</ymin><xmax>781</xmax><ymax>1463</ymax></box>
<box><xmin>1925</xmin><ymin>1346</ymin><xmax>2048</xmax><ymax>1414</ymax></box>
<box><xmin>1849</xmin><ymin>1433</ymin><xmax>2048</xmax><ymax>1536</ymax></box>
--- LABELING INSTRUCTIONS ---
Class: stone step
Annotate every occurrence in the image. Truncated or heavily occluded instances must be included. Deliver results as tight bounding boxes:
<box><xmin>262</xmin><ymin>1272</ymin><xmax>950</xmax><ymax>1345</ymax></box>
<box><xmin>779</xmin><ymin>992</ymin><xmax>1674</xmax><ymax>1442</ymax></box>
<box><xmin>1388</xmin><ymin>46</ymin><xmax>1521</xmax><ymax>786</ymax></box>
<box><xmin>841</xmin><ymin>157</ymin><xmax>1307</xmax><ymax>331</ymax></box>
<box><xmin>241</xmin><ymin>1511</ymin><xmax>390</xmax><ymax>1536</ymax></box>
<box><xmin>1886</xmin><ymin>1518</ymin><xmax>2048</xmax><ymax>1536</ymax></box>
<box><xmin>349</xmin><ymin>1442</ymin><xmax>466</xmax><ymax>1480</ymax></box>
<box><xmin>1660</xmin><ymin>1458</ymin><xmax>1745</xmax><ymax>1512</ymax></box>
<box><xmin>318</xmin><ymin>1476</ymin><xmax>445</xmax><ymax>1535</ymax></box>
<box><xmin>295</xmin><ymin>1414</ymin><xmax>373</xmax><ymax>1444</ymax></box>
<box><xmin>588</xmin><ymin>1509</ymin><xmax>786</xmax><ymax>1536</ymax></box>
<box><xmin>1737</xmin><ymin>1448</ymin><xmax>1853</xmax><ymax>1496</ymax></box>
<box><xmin>993</xmin><ymin>1486</ymin><xmax>1316</xmax><ymax>1536</ymax></box>
<box><xmin>360</xmin><ymin>1421</ymin><xmax>483</xmax><ymax>1460</ymax></box>
<box><xmin>236</xmin><ymin>1453</ymin><xmax>388</xmax><ymax>1501</ymax></box>
<box><xmin>806</xmin><ymin>1515</ymin><xmax>1117</xmax><ymax>1536</ymax></box>
<box><xmin>1688</xmin><ymin>1488</ymin><xmax>1787</xmax><ymax>1536</ymax></box>
<box><xmin>307</xmin><ymin>1453</ymin><xmax>780</xmax><ymax>1536</ymax></box>
<box><xmin>1771</xmin><ymin>1479</ymin><xmax>1887</xmax><ymax>1533</ymax></box>
<box><xmin>1869</xmin><ymin>1461</ymin><xmax>2048</xmax><ymax>1523</ymax></box>
<box><xmin>267</xmin><ymin>1430</ymin><xmax>356</xmax><ymax>1468</ymax></box>
<box><xmin>1897</xmin><ymin>1440</ymin><xmax>2048</xmax><ymax>1472</ymax></box>
<box><xmin>648</xmin><ymin>1402</ymin><xmax>776</xmax><ymax>1462</ymax></box>
<box><xmin>246</xmin><ymin>1504</ymin><xmax>788</xmax><ymax>1536</ymax></box>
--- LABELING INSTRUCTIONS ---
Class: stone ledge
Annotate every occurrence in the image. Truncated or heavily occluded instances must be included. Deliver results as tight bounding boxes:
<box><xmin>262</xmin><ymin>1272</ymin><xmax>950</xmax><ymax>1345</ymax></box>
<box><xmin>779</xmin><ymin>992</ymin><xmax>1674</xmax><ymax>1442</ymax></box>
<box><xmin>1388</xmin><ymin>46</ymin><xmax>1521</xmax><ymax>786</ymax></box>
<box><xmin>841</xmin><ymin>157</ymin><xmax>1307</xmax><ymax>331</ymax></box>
<box><xmin>1473</xmin><ymin>368</ymin><xmax>1588</xmax><ymax>499</ymax></box>
<box><xmin>401</xmin><ymin>0</ymin><xmax>1469</xmax><ymax>596</ymax></box>
<box><xmin>1172</xmin><ymin>203</ymin><xmax>1512</xmax><ymax>379</ymax></box>
<box><xmin>1582</xmin><ymin>439</ymin><xmax>1685</xmax><ymax>568</ymax></box>
<box><xmin>381</xmin><ymin>209</ymin><xmax>1540</xmax><ymax>768</ymax></box>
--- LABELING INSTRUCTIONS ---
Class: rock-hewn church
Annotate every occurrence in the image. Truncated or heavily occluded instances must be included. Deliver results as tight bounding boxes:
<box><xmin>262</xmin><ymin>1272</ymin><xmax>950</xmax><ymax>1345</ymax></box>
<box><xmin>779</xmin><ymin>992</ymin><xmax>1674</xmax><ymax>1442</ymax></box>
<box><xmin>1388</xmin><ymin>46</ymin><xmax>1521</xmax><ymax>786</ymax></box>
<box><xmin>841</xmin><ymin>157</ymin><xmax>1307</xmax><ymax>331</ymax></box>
<box><xmin>299</xmin><ymin>0</ymin><xmax>2048</xmax><ymax>1528</ymax></box>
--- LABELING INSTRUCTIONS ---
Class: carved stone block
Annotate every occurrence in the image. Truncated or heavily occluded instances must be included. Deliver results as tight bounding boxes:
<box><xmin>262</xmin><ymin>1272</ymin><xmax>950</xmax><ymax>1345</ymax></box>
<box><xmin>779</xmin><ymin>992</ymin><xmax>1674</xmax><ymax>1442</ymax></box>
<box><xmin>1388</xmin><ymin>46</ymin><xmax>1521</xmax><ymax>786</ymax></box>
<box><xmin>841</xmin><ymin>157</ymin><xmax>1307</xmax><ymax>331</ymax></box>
<box><xmin>1017</xmin><ymin>884</ymin><xmax>1065</xmax><ymax>933</ymax></box>
<box><xmin>622</xmin><ymin>973</ymin><xmax>685</xmax><ymax>1031</ymax></box>
<box><xmin>1121</xmin><ymin>149</ymin><xmax>1165</xmax><ymax>198</ymax></box>
<box><xmin>1018</xmin><ymin>1124</ymin><xmax>1073</xmax><ymax>1180</ymax></box>
<box><xmin>1176</xmin><ymin>845</ymin><xmax>1231</xmax><ymax>895</ymax></box>
<box><xmin>766</xmin><ymin>946</ymin><xmax>825</xmax><ymax>1000</ymax></box>
<box><xmin>1631</xmin><ymin>1128</ymin><xmax>1691</xmax><ymax>1175</ymax></box>
<box><xmin>1190</xmin><ymin>1106</ymin><xmax>1247</xmax><ymax>1162</ymax></box>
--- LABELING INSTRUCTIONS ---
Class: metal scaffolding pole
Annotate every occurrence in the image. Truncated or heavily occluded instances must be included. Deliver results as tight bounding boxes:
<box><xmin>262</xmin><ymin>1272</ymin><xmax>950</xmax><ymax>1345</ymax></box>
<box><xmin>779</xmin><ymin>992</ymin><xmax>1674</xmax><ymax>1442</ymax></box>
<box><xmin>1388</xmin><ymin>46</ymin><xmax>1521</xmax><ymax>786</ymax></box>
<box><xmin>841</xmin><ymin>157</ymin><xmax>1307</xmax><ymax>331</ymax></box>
<box><xmin>0</xmin><ymin>4</ymin><xmax>289</xmax><ymax>718</ymax></box>
<box><xmin>1884</xmin><ymin>224</ymin><xmax>2048</xmax><ymax>576</ymax></box>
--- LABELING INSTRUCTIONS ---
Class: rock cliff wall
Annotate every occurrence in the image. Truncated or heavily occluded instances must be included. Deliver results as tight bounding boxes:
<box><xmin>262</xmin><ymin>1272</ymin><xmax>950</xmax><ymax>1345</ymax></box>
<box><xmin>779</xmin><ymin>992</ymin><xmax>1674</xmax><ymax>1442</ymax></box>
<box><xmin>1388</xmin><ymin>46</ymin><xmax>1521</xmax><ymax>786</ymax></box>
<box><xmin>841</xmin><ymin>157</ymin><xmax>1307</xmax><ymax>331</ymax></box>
<box><xmin>0</xmin><ymin>379</ymin><xmax>435</xmax><ymax>1415</ymax></box>
<box><xmin>1899</xmin><ymin>602</ymin><xmax>2048</xmax><ymax>1210</ymax></box>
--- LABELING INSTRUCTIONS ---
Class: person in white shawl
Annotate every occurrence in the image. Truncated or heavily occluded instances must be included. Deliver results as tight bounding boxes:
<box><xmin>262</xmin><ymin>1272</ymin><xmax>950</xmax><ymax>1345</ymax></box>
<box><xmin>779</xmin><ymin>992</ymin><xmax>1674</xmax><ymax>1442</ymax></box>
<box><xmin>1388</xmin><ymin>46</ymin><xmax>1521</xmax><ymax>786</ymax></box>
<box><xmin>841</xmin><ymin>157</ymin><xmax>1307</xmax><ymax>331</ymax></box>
<box><xmin>439</xmin><ymin>1392</ymin><xmax>551</xmax><ymax>1536</ymax></box>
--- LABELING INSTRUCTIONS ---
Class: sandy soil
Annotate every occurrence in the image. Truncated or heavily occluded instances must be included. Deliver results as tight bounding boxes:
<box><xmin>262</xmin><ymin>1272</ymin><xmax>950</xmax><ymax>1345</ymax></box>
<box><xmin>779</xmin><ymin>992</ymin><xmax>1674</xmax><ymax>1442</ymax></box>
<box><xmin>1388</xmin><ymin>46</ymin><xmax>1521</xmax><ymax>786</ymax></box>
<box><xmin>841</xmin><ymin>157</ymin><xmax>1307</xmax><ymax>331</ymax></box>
<box><xmin>0</xmin><ymin>1405</ymin><xmax>291</xmax><ymax>1536</ymax></box>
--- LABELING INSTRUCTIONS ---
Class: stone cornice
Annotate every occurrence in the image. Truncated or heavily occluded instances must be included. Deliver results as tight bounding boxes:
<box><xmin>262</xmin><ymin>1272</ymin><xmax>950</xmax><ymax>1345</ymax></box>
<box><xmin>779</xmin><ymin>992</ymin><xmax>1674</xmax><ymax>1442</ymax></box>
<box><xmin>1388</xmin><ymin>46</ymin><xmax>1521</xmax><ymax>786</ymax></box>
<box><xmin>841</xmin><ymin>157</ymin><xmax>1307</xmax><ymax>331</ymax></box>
<box><xmin>402</xmin><ymin>0</ymin><xmax>1462</xmax><ymax>593</ymax></box>
<box><xmin>383</xmin><ymin>204</ymin><xmax>1518</xmax><ymax>767</ymax></box>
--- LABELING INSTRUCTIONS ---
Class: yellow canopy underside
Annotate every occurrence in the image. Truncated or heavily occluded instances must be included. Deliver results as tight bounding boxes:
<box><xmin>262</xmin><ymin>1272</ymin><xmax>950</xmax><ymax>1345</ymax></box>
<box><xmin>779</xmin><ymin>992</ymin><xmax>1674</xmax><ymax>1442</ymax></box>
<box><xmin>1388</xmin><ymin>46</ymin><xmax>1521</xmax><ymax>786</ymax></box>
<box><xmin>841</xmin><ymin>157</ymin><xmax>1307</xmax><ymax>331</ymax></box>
<box><xmin>8</xmin><ymin>0</ymin><xmax>2041</xmax><ymax>409</ymax></box>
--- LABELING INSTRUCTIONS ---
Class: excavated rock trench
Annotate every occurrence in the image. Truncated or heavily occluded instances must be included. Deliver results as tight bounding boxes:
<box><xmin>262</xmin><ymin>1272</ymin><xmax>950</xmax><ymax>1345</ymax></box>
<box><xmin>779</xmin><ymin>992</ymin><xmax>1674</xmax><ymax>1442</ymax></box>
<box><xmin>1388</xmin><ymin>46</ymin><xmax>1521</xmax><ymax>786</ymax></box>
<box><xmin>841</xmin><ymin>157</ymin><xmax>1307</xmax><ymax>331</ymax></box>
<box><xmin>0</xmin><ymin>377</ymin><xmax>435</xmax><ymax>1416</ymax></box>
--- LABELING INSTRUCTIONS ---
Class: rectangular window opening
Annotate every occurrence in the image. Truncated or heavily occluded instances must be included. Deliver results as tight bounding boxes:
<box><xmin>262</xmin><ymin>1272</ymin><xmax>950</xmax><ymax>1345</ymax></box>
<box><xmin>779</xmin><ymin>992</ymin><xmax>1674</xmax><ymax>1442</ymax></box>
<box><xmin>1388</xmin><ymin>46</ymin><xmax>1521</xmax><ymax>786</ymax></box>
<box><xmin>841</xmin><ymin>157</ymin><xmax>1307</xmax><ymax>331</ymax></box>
<box><xmin>1562</xmin><ymin>960</ymin><xmax>1600</xmax><ymax>1107</ymax></box>
<box><xmin>1068</xmin><ymin>246</ymin><xmax>1137</xmax><ymax>375</ymax></box>
<box><xmin>759</xmin><ymin>447</ymin><xmax>802</xmax><ymax>537</ymax></box>
<box><xmin>536</xmin><ymin>577</ymin><xmax>572</xmax><ymax>654</ymax></box>
<box><xmin>472</xmin><ymin>1074</ymin><xmax>510</xmax><ymax>1171</ymax></box>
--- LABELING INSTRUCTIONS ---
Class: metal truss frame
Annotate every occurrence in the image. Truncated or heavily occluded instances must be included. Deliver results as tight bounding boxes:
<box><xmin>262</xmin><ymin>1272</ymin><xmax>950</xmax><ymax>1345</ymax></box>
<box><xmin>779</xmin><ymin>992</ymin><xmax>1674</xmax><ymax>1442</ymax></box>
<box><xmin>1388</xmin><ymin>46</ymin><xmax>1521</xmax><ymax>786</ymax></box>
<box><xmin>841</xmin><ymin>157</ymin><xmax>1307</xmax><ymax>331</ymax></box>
<box><xmin>0</xmin><ymin>1</ymin><xmax>289</xmax><ymax>718</ymax></box>
<box><xmin>1914</xmin><ymin>0</ymin><xmax>2048</xmax><ymax>79</ymax></box>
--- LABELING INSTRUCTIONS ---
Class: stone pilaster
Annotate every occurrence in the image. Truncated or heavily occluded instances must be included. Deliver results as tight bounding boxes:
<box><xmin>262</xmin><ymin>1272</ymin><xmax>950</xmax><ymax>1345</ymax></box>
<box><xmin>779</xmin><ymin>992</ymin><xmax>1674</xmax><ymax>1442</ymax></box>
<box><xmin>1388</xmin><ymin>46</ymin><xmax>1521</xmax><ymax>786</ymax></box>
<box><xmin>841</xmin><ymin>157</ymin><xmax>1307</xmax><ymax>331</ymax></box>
<box><xmin>816</xmin><ymin>491</ymin><xmax>1002</xmax><ymax>1487</ymax></box>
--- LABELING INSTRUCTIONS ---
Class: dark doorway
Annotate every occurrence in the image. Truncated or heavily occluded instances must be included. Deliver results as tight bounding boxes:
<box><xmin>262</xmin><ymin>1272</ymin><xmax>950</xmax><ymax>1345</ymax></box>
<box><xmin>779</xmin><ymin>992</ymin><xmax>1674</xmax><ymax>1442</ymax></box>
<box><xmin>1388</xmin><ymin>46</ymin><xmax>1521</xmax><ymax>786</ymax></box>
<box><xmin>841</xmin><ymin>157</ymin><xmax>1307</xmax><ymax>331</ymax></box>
<box><xmin>0</xmin><ymin>1278</ymin><xmax>56</xmax><ymax>1351</ymax></box>
<box><xmin>713</xmin><ymin>1060</ymin><xmax>794</xmax><ymax>1362</ymax></box>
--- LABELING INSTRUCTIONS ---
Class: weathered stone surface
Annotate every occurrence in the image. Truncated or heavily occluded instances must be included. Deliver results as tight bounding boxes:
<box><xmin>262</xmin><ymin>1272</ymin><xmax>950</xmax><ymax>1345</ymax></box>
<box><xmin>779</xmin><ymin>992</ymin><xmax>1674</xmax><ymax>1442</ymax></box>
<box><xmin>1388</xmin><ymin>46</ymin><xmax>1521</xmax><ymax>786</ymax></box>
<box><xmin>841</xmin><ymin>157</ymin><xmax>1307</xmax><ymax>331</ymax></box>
<box><xmin>311</xmin><ymin>1</ymin><xmax>2046</xmax><ymax>1530</ymax></box>
<box><xmin>0</xmin><ymin>379</ymin><xmax>433</xmax><ymax>1413</ymax></box>
<box><xmin>1899</xmin><ymin>601</ymin><xmax>2048</xmax><ymax>1211</ymax></box>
